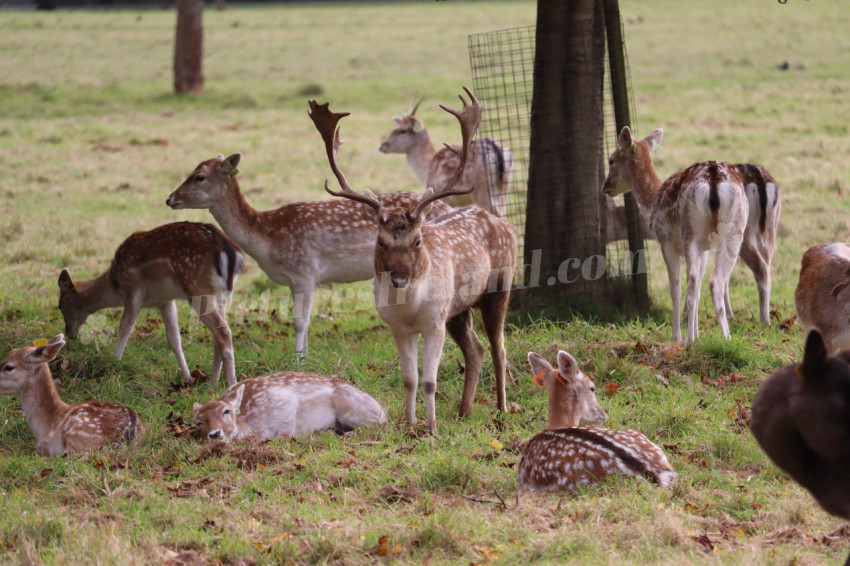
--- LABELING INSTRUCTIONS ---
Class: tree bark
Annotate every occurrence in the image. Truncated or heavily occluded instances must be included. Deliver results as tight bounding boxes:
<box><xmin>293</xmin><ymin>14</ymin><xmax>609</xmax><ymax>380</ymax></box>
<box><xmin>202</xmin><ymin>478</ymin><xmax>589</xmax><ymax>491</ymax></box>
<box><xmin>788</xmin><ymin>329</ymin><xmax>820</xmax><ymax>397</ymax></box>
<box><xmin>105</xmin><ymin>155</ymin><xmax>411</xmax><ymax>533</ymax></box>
<box><xmin>522</xmin><ymin>0</ymin><xmax>607</xmax><ymax>310</ymax></box>
<box><xmin>174</xmin><ymin>0</ymin><xmax>204</xmax><ymax>94</ymax></box>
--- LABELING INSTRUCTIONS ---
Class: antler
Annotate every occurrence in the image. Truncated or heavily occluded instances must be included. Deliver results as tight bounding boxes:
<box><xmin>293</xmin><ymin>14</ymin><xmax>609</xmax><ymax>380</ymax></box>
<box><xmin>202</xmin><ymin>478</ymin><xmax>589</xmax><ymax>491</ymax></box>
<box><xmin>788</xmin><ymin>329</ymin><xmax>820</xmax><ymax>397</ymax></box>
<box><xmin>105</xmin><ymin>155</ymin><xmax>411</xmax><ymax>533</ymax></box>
<box><xmin>308</xmin><ymin>100</ymin><xmax>382</xmax><ymax>211</ymax></box>
<box><xmin>408</xmin><ymin>90</ymin><xmax>426</xmax><ymax>117</ymax></box>
<box><xmin>409</xmin><ymin>87</ymin><xmax>482</xmax><ymax>220</ymax></box>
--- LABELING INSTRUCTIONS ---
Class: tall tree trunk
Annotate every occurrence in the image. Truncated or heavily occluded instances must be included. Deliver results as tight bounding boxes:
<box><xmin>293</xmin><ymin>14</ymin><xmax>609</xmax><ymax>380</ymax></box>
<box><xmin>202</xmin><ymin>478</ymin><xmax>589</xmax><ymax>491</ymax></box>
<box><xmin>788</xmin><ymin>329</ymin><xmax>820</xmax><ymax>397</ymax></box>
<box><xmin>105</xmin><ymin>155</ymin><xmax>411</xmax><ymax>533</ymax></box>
<box><xmin>174</xmin><ymin>0</ymin><xmax>204</xmax><ymax>94</ymax></box>
<box><xmin>522</xmin><ymin>0</ymin><xmax>606</xmax><ymax>311</ymax></box>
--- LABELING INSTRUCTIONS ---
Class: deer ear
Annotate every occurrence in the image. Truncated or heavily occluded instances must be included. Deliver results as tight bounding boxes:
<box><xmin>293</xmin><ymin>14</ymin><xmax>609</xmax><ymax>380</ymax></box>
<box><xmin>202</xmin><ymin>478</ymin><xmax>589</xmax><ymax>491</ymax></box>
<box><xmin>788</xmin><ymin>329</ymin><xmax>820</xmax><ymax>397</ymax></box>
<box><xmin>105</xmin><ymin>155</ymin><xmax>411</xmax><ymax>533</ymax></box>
<box><xmin>193</xmin><ymin>402</ymin><xmax>203</xmax><ymax>419</ymax></box>
<box><xmin>617</xmin><ymin>126</ymin><xmax>633</xmax><ymax>151</ymax></box>
<box><xmin>221</xmin><ymin>153</ymin><xmax>242</xmax><ymax>176</ymax></box>
<box><xmin>412</xmin><ymin>119</ymin><xmax>422</xmax><ymax>133</ymax></box>
<box><xmin>32</xmin><ymin>339</ymin><xmax>65</xmax><ymax>363</ymax></box>
<box><xmin>799</xmin><ymin>330</ymin><xmax>828</xmax><ymax>379</ymax></box>
<box><xmin>225</xmin><ymin>383</ymin><xmax>246</xmax><ymax>409</ymax></box>
<box><xmin>527</xmin><ymin>352</ymin><xmax>552</xmax><ymax>387</ymax></box>
<box><xmin>556</xmin><ymin>351</ymin><xmax>579</xmax><ymax>381</ymax></box>
<box><xmin>644</xmin><ymin>129</ymin><xmax>663</xmax><ymax>154</ymax></box>
<box><xmin>58</xmin><ymin>268</ymin><xmax>75</xmax><ymax>292</ymax></box>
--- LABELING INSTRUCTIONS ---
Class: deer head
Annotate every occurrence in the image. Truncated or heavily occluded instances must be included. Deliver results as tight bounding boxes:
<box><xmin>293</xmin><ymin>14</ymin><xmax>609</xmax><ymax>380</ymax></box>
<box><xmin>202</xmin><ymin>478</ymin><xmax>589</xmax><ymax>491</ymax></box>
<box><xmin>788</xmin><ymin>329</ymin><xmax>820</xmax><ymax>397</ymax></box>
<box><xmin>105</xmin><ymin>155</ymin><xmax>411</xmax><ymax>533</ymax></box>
<box><xmin>193</xmin><ymin>383</ymin><xmax>245</xmax><ymax>442</ymax></box>
<box><xmin>309</xmin><ymin>88</ymin><xmax>482</xmax><ymax>289</ymax></box>
<box><xmin>0</xmin><ymin>335</ymin><xmax>65</xmax><ymax>396</ymax></box>
<box><xmin>379</xmin><ymin>92</ymin><xmax>427</xmax><ymax>154</ymax></box>
<box><xmin>602</xmin><ymin>126</ymin><xmax>664</xmax><ymax>197</ymax></box>
<box><xmin>527</xmin><ymin>350</ymin><xmax>607</xmax><ymax>429</ymax></box>
<box><xmin>57</xmin><ymin>269</ymin><xmax>92</xmax><ymax>340</ymax></box>
<box><xmin>166</xmin><ymin>153</ymin><xmax>242</xmax><ymax>210</ymax></box>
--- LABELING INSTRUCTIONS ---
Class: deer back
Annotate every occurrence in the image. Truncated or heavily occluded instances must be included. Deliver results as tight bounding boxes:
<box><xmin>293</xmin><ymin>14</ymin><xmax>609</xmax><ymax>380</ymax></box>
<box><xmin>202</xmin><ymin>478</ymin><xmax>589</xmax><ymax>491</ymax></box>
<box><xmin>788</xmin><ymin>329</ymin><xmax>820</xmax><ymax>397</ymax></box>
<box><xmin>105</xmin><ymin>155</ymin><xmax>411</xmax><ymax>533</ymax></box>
<box><xmin>795</xmin><ymin>243</ymin><xmax>850</xmax><ymax>354</ymax></box>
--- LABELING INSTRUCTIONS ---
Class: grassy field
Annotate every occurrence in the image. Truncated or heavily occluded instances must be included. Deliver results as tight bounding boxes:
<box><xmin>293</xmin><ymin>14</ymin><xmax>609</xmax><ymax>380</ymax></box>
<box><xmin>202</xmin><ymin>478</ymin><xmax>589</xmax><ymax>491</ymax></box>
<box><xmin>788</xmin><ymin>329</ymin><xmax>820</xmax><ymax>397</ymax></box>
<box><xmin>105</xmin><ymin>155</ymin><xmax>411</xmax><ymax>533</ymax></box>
<box><xmin>2</xmin><ymin>0</ymin><xmax>850</xmax><ymax>564</ymax></box>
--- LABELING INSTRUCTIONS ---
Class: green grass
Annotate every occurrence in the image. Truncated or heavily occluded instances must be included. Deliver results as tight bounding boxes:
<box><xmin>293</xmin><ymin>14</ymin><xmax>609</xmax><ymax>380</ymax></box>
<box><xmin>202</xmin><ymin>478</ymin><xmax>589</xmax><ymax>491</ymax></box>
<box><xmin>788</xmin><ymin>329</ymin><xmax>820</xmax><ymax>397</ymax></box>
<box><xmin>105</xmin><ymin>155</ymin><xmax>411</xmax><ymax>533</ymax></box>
<box><xmin>1</xmin><ymin>0</ymin><xmax>850</xmax><ymax>564</ymax></box>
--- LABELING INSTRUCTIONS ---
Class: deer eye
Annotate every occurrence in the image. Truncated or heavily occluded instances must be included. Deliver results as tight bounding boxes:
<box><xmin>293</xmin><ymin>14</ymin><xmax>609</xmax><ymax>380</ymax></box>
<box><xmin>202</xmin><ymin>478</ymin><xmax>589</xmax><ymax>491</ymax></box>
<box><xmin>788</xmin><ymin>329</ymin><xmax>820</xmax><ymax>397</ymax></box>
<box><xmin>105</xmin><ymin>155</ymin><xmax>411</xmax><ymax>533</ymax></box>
<box><xmin>2</xmin><ymin>364</ymin><xmax>13</xmax><ymax>372</ymax></box>
<box><xmin>194</xmin><ymin>174</ymin><xmax>206</xmax><ymax>183</ymax></box>
<box><xmin>415</xmin><ymin>239</ymin><xmax>421</xmax><ymax>248</ymax></box>
<box><xmin>223</xmin><ymin>408</ymin><xmax>231</xmax><ymax>415</ymax></box>
<box><xmin>377</xmin><ymin>239</ymin><xmax>387</xmax><ymax>249</ymax></box>
<box><xmin>590</xmin><ymin>385</ymin><xmax>596</xmax><ymax>393</ymax></box>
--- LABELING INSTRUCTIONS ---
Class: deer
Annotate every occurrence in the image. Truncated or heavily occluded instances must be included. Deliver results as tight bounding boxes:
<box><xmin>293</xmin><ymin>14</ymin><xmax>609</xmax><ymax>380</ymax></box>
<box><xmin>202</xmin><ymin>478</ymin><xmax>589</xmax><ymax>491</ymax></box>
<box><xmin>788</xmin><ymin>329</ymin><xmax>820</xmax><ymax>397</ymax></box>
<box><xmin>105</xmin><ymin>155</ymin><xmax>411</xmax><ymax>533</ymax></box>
<box><xmin>309</xmin><ymin>87</ymin><xmax>518</xmax><ymax>434</ymax></box>
<box><xmin>0</xmin><ymin>334</ymin><xmax>144</xmax><ymax>457</ymax></box>
<box><xmin>602</xmin><ymin>126</ymin><xmax>748</xmax><ymax>347</ymax></box>
<box><xmin>379</xmin><ymin>92</ymin><xmax>513</xmax><ymax>218</ymax></box>
<box><xmin>165</xmin><ymin>156</ymin><xmax>451</xmax><ymax>355</ymax></box>
<box><xmin>517</xmin><ymin>350</ymin><xmax>676</xmax><ymax>492</ymax></box>
<box><xmin>726</xmin><ymin>163</ymin><xmax>782</xmax><ymax>326</ymax></box>
<box><xmin>58</xmin><ymin>221</ymin><xmax>243</xmax><ymax>387</ymax></box>
<box><xmin>192</xmin><ymin>372</ymin><xmax>386</xmax><ymax>442</ymax></box>
<box><xmin>794</xmin><ymin>243</ymin><xmax>850</xmax><ymax>355</ymax></box>
<box><xmin>750</xmin><ymin>330</ymin><xmax>850</xmax><ymax>565</ymax></box>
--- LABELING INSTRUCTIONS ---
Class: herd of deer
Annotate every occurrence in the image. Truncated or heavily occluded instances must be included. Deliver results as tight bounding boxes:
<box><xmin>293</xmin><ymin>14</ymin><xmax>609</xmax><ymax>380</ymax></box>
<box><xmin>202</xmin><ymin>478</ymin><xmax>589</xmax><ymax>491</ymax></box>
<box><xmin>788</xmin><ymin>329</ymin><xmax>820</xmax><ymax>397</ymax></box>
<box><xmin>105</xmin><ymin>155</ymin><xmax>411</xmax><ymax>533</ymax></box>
<box><xmin>3</xmin><ymin>89</ymin><xmax>850</xmax><ymax>528</ymax></box>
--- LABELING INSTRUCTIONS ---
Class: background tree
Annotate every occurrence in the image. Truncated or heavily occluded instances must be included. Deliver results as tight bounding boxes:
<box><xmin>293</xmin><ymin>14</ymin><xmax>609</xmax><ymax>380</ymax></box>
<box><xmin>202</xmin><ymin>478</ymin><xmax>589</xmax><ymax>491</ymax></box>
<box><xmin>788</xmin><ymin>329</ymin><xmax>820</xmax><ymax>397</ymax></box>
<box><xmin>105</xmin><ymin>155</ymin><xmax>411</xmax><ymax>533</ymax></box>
<box><xmin>174</xmin><ymin>0</ymin><xmax>204</xmax><ymax>94</ymax></box>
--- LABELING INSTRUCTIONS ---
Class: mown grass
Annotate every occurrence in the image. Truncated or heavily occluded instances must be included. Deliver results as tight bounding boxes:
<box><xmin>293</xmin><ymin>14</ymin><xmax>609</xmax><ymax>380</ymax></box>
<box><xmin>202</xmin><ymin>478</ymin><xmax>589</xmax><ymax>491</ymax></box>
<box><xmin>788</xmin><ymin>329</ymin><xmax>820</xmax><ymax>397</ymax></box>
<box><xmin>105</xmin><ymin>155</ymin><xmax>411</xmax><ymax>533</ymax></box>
<box><xmin>1</xmin><ymin>0</ymin><xmax>850</xmax><ymax>564</ymax></box>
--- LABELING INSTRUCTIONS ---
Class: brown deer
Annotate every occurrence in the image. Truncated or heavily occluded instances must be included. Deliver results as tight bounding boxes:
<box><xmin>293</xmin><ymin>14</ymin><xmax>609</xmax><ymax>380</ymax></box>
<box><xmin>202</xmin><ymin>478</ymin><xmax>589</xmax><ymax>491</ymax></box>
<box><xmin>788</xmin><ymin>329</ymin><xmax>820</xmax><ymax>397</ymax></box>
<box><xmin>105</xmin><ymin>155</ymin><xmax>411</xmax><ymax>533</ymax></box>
<box><xmin>166</xmin><ymin>156</ymin><xmax>451</xmax><ymax>355</ymax></box>
<box><xmin>750</xmin><ymin>330</ymin><xmax>850</xmax><ymax>566</ymax></box>
<box><xmin>379</xmin><ymin>92</ymin><xmax>513</xmax><ymax>218</ymax></box>
<box><xmin>795</xmin><ymin>243</ymin><xmax>850</xmax><ymax>355</ymax></box>
<box><xmin>193</xmin><ymin>372</ymin><xmax>386</xmax><ymax>442</ymax></box>
<box><xmin>0</xmin><ymin>335</ymin><xmax>144</xmax><ymax>457</ymax></box>
<box><xmin>602</xmin><ymin>127</ymin><xmax>748</xmax><ymax>346</ymax></box>
<box><xmin>58</xmin><ymin>221</ymin><xmax>243</xmax><ymax>386</ymax></box>
<box><xmin>309</xmin><ymin>88</ymin><xmax>517</xmax><ymax>433</ymax></box>
<box><xmin>726</xmin><ymin>163</ymin><xmax>781</xmax><ymax>325</ymax></box>
<box><xmin>517</xmin><ymin>350</ymin><xmax>676</xmax><ymax>492</ymax></box>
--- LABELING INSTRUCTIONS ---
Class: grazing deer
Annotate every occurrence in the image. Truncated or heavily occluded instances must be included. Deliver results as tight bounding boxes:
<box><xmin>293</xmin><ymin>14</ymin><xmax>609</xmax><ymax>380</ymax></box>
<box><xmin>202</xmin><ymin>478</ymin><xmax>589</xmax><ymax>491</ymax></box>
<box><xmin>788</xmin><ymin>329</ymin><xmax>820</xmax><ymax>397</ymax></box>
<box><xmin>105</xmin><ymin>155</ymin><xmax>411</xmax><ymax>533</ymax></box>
<box><xmin>517</xmin><ymin>350</ymin><xmax>676</xmax><ymax>492</ymax></box>
<box><xmin>192</xmin><ymin>372</ymin><xmax>386</xmax><ymax>441</ymax></box>
<box><xmin>726</xmin><ymin>163</ymin><xmax>781</xmax><ymax>325</ymax></box>
<box><xmin>310</xmin><ymin>88</ymin><xmax>517</xmax><ymax>433</ymax></box>
<box><xmin>602</xmin><ymin>127</ymin><xmax>748</xmax><ymax>346</ymax></box>
<box><xmin>166</xmin><ymin>156</ymin><xmax>451</xmax><ymax>355</ymax></box>
<box><xmin>750</xmin><ymin>330</ymin><xmax>850</xmax><ymax>566</ymax></box>
<box><xmin>0</xmin><ymin>335</ymin><xmax>144</xmax><ymax>457</ymax></box>
<box><xmin>58</xmin><ymin>221</ymin><xmax>243</xmax><ymax>386</ymax></box>
<box><xmin>379</xmin><ymin>93</ymin><xmax>513</xmax><ymax>218</ymax></box>
<box><xmin>795</xmin><ymin>243</ymin><xmax>850</xmax><ymax>355</ymax></box>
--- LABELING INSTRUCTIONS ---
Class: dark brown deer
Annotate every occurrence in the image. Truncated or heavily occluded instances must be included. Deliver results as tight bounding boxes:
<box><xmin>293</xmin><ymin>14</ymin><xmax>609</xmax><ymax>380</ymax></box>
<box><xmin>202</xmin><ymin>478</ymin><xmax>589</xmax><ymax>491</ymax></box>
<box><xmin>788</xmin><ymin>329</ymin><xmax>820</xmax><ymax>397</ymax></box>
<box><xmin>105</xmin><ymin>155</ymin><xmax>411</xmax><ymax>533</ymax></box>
<box><xmin>309</xmin><ymin>88</ymin><xmax>517</xmax><ymax>433</ymax></box>
<box><xmin>750</xmin><ymin>330</ymin><xmax>850</xmax><ymax>565</ymax></box>
<box><xmin>0</xmin><ymin>335</ymin><xmax>144</xmax><ymax>456</ymax></box>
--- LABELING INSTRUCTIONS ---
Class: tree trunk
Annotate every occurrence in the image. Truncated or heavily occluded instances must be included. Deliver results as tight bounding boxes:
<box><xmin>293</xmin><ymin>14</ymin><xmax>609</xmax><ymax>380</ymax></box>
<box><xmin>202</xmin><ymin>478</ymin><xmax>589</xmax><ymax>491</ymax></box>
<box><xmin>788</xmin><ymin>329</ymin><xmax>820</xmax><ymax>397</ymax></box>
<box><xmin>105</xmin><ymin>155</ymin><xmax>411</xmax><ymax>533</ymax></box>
<box><xmin>174</xmin><ymin>0</ymin><xmax>204</xmax><ymax>94</ymax></box>
<box><xmin>522</xmin><ymin>0</ymin><xmax>607</xmax><ymax>311</ymax></box>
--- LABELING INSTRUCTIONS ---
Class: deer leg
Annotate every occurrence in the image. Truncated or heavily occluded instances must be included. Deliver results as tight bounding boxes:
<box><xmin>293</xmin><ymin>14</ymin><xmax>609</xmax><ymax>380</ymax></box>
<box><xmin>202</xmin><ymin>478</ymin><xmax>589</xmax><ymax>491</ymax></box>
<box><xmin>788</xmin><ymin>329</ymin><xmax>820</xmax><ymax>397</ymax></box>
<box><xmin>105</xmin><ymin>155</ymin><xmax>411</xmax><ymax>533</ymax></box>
<box><xmin>446</xmin><ymin>310</ymin><xmax>484</xmax><ymax>418</ymax></box>
<box><xmin>683</xmin><ymin>245</ymin><xmax>706</xmax><ymax>348</ymax></box>
<box><xmin>740</xmin><ymin>241</ymin><xmax>771</xmax><ymax>325</ymax></box>
<box><xmin>114</xmin><ymin>292</ymin><xmax>144</xmax><ymax>360</ymax></box>
<box><xmin>478</xmin><ymin>290</ymin><xmax>510</xmax><ymax>413</ymax></box>
<box><xmin>710</xmin><ymin>243</ymin><xmax>740</xmax><ymax>341</ymax></box>
<box><xmin>291</xmin><ymin>285</ymin><xmax>314</xmax><ymax>355</ymax></box>
<box><xmin>194</xmin><ymin>295</ymin><xmax>235</xmax><ymax>386</ymax></box>
<box><xmin>392</xmin><ymin>329</ymin><xmax>420</xmax><ymax>426</ymax></box>
<box><xmin>660</xmin><ymin>242</ymin><xmax>682</xmax><ymax>342</ymax></box>
<box><xmin>421</xmin><ymin>325</ymin><xmax>447</xmax><ymax>434</ymax></box>
<box><xmin>159</xmin><ymin>301</ymin><xmax>192</xmax><ymax>383</ymax></box>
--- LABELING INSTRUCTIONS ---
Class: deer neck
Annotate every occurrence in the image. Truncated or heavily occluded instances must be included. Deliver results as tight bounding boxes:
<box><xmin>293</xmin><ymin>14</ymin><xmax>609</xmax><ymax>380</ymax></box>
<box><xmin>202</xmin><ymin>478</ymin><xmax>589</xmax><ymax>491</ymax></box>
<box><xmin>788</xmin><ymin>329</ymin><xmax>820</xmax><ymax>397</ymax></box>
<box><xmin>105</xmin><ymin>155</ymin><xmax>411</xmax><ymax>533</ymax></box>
<box><xmin>628</xmin><ymin>157</ymin><xmax>664</xmax><ymax>226</ymax></box>
<box><xmin>406</xmin><ymin>135</ymin><xmax>437</xmax><ymax>185</ymax></box>
<box><xmin>207</xmin><ymin>180</ymin><xmax>267</xmax><ymax>252</ymax></box>
<box><xmin>80</xmin><ymin>269</ymin><xmax>125</xmax><ymax>310</ymax></box>
<box><xmin>546</xmin><ymin>382</ymin><xmax>581</xmax><ymax>430</ymax></box>
<box><xmin>18</xmin><ymin>365</ymin><xmax>70</xmax><ymax>443</ymax></box>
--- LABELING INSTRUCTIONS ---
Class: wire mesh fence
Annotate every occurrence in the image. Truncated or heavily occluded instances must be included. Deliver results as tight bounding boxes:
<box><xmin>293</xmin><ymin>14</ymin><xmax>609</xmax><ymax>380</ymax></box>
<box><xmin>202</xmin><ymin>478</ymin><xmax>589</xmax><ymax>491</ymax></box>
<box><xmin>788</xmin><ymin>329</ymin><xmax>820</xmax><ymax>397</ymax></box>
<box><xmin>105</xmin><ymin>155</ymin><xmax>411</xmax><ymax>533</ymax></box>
<box><xmin>468</xmin><ymin>22</ymin><xmax>649</xmax><ymax>313</ymax></box>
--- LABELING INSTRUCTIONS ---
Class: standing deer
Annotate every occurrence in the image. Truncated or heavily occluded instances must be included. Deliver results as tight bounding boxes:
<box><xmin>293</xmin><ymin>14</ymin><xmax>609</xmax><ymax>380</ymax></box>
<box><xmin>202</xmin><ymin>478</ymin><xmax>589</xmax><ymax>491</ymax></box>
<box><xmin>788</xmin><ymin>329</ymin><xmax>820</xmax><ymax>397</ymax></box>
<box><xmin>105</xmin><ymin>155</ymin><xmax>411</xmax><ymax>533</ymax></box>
<box><xmin>727</xmin><ymin>163</ymin><xmax>781</xmax><ymax>325</ymax></box>
<box><xmin>750</xmin><ymin>330</ymin><xmax>850</xmax><ymax>566</ymax></box>
<box><xmin>166</xmin><ymin>156</ymin><xmax>451</xmax><ymax>355</ymax></box>
<box><xmin>602</xmin><ymin>127</ymin><xmax>748</xmax><ymax>347</ymax></box>
<box><xmin>58</xmin><ymin>221</ymin><xmax>243</xmax><ymax>386</ymax></box>
<box><xmin>379</xmin><ymin>93</ymin><xmax>513</xmax><ymax>218</ymax></box>
<box><xmin>0</xmin><ymin>335</ymin><xmax>144</xmax><ymax>457</ymax></box>
<box><xmin>517</xmin><ymin>350</ymin><xmax>676</xmax><ymax>492</ymax></box>
<box><xmin>192</xmin><ymin>372</ymin><xmax>386</xmax><ymax>442</ymax></box>
<box><xmin>310</xmin><ymin>88</ymin><xmax>517</xmax><ymax>433</ymax></box>
<box><xmin>795</xmin><ymin>243</ymin><xmax>850</xmax><ymax>355</ymax></box>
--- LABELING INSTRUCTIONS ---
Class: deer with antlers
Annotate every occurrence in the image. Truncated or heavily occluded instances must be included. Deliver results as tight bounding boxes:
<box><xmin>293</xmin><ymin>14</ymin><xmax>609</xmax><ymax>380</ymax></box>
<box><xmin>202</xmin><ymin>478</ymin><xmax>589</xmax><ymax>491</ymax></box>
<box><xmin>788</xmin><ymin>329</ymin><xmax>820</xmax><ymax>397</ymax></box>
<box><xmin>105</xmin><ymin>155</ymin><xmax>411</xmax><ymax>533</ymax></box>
<box><xmin>309</xmin><ymin>88</ymin><xmax>517</xmax><ymax>433</ymax></box>
<box><xmin>0</xmin><ymin>335</ymin><xmax>144</xmax><ymax>456</ymax></box>
<box><xmin>166</xmin><ymin>160</ymin><xmax>451</xmax><ymax>355</ymax></box>
<box><xmin>379</xmin><ymin>92</ymin><xmax>513</xmax><ymax>218</ymax></box>
<box><xmin>58</xmin><ymin>221</ymin><xmax>243</xmax><ymax>386</ymax></box>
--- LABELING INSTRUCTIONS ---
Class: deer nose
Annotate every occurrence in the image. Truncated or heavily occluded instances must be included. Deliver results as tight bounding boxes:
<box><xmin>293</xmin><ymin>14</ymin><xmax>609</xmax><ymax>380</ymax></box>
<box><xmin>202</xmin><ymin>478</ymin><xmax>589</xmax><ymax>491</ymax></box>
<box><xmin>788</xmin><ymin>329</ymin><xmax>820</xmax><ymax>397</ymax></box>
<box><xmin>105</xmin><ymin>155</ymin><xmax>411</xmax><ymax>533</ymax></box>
<box><xmin>208</xmin><ymin>430</ymin><xmax>222</xmax><ymax>440</ymax></box>
<box><xmin>166</xmin><ymin>195</ymin><xmax>174</xmax><ymax>207</ymax></box>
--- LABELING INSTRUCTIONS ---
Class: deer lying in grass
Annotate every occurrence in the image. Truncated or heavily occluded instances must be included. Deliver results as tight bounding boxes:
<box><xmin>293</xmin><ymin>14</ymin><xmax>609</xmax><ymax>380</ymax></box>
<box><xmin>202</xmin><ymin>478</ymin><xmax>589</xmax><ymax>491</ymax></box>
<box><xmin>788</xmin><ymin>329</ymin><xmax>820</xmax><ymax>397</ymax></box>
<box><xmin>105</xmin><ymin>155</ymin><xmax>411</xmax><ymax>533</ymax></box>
<box><xmin>379</xmin><ymin>93</ymin><xmax>513</xmax><ymax>218</ymax></box>
<box><xmin>727</xmin><ymin>163</ymin><xmax>781</xmax><ymax>325</ymax></box>
<box><xmin>310</xmin><ymin>88</ymin><xmax>517</xmax><ymax>433</ymax></box>
<box><xmin>58</xmin><ymin>221</ymin><xmax>243</xmax><ymax>386</ymax></box>
<box><xmin>517</xmin><ymin>350</ymin><xmax>676</xmax><ymax>492</ymax></box>
<box><xmin>0</xmin><ymin>335</ymin><xmax>144</xmax><ymax>457</ymax></box>
<box><xmin>750</xmin><ymin>330</ymin><xmax>850</xmax><ymax>565</ymax></box>
<box><xmin>166</xmin><ymin>155</ymin><xmax>450</xmax><ymax>355</ymax></box>
<box><xmin>192</xmin><ymin>372</ymin><xmax>386</xmax><ymax>441</ymax></box>
<box><xmin>602</xmin><ymin>127</ymin><xmax>748</xmax><ymax>346</ymax></box>
<box><xmin>795</xmin><ymin>243</ymin><xmax>850</xmax><ymax>355</ymax></box>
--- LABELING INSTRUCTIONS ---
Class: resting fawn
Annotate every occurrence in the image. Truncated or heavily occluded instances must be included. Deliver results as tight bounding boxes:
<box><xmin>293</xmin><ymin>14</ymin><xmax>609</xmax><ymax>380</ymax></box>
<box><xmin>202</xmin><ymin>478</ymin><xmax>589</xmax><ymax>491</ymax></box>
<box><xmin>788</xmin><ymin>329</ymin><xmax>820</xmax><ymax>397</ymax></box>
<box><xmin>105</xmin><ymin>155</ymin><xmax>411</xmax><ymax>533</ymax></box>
<box><xmin>794</xmin><ymin>243</ymin><xmax>850</xmax><ymax>355</ymax></box>
<box><xmin>0</xmin><ymin>335</ymin><xmax>144</xmax><ymax>456</ymax></box>
<box><xmin>193</xmin><ymin>372</ymin><xmax>386</xmax><ymax>442</ymax></box>
<box><xmin>517</xmin><ymin>350</ymin><xmax>675</xmax><ymax>491</ymax></box>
